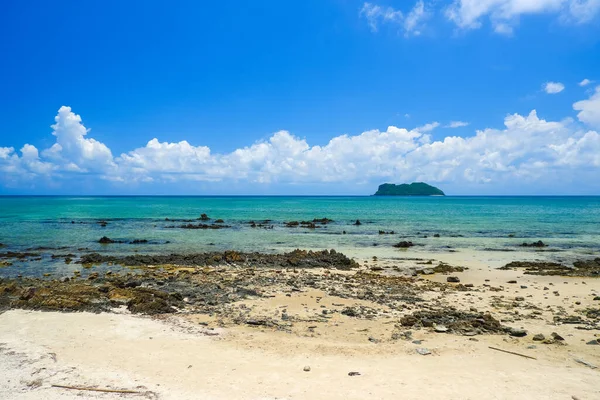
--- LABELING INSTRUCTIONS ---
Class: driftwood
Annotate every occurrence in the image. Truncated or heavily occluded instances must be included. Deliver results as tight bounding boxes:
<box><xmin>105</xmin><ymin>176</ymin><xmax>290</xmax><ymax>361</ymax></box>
<box><xmin>51</xmin><ymin>384</ymin><xmax>142</xmax><ymax>394</ymax></box>
<box><xmin>488</xmin><ymin>346</ymin><xmax>537</xmax><ymax>360</ymax></box>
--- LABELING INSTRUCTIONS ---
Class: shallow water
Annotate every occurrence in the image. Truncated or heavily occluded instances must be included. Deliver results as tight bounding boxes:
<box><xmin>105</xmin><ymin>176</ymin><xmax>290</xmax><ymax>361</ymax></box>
<box><xmin>1</xmin><ymin>196</ymin><xmax>599</xmax><ymax>277</ymax></box>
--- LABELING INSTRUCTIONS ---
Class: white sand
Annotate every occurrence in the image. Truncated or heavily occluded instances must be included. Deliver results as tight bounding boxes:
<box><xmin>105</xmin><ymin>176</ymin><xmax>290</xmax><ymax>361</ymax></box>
<box><xmin>1</xmin><ymin>259</ymin><xmax>600</xmax><ymax>400</ymax></box>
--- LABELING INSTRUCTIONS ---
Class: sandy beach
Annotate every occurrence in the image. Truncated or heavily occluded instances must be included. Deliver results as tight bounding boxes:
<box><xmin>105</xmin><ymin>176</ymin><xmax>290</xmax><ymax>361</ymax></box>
<box><xmin>1</xmin><ymin>250</ymin><xmax>599</xmax><ymax>400</ymax></box>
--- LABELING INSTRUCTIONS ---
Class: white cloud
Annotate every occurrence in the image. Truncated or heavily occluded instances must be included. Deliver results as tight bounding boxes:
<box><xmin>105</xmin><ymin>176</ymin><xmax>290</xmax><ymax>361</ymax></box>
<box><xmin>446</xmin><ymin>0</ymin><xmax>600</xmax><ymax>33</ymax></box>
<box><xmin>544</xmin><ymin>81</ymin><xmax>565</xmax><ymax>94</ymax></box>
<box><xmin>416</xmin><ymin>121</ymin><xmax>440</xmax><ymax>132</ymax></box>
<box><xmin>579</xmin><ymin>78</ymin><xmax>592</xmax><ymax>86</ymax></box>
<box><xmin>573</xmin><ymin>85</ymin><xmax>600</xmax><ymax>128</ymax></box>
<box><xmin>1</xmin><ymin>98</ymin><xmax>600</xmax><ymax>193</ymax></box>
<box><xmin>360</xmin><ymin>1</ymin><xmax>430</xmax><ymax>36</ymax></box>
<box><xmin>446</xmin><ymin>121</ymin><xmax>470</xmax><ymax>128</ymax></box>
<box><xmin>360</xmin><ymin>2</ymin><xmax>402</xmax><ymax>32</ymax></box>
<box><xmin>403</xmin><ymin>1</ymin><xmax>431</xmax><ymax>36</ymax></box>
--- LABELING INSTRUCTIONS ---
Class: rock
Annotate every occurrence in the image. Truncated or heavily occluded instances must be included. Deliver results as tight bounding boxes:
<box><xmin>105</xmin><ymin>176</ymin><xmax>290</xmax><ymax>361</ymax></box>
<box><xmin>515</xmin><ymin>296</ymin><xmax>525</xmax><ymax>301</ymax></box>
<box><xmin>593</xmin><ymin>296</ymin><xmax>600</xmax><ymax>301</ymax></box>
<box><xmin>520</xmin><ymin>285</ymin><xmax>528</xmax><ymax>289</ymax></box>
<box><xmin>507</xmin><ymin>280</ymin><xmax>517</xmax><ymax>284</ymax></box>
<box><xmin>520</xmin><ymin>240</ymin><xmax>547</xmax><ymax>248</ymax></box>
<box><xmin>214</xmin><ymin>219</ymin><xmax>224</xmax><ymax>223</ymax></box>
<box><xmin>98</xmin><ymin>236</ymin><xmax>116</xmax><ymax>244</ymax></box>
<box><xmin>586</xmin><ymin>339</ymin><xmax>600</xmax><ymax>346</ymax></box>
<box><xmin>532</xmin><ymin>334</ymin><xmax>545</xmax><ymax>341</ymax></box>
<box><xmin>447</xmin><ymin>276</ymin><xmax>460</xmax><ymax>283</ymax></box>
<box><xmin>416</xmin><ymin>348</ymin><xmax>431</xmax><ymax>355</ymax></box>
<box><xmin>354</xmin><ymin>220</ymin><xmax>362</xmax><ymax>226</ymax></box>
<box><xmin>393</xmin><ymin>241</ymin><xmax>414</xmax><ymax>248</ymax></box>
<box><xmin>434</xmin><ymin>324</ymin><xmax>449</xmax><ymax>333</ymax></box>
<box><xmin>348</xmin><ymin>371</ymin><xmax>361</xmax><ymax>376</ymax></box>
<box><xmin>551</xmin><ymin>332</ymin><xmax>565</xmax><ymax>341</ymax></box>
<box><xmin>433</xmin><ymin>234</ymin><xmax>440</xmax><ymax>238</ymax></box>
<box><xmin>199</xmin><ymin>214</ymin><xmax>210</xmax><ymax>221</ymax></box>
<box><xmin>303</xmin><ymin>366</ymin><xmax>311</xmax><ymax>372</ymax></box>
<box><xmin>412</xmin><ymin>340</ymin><xmax>422</xmax><ymax>344</ymax></box>
<box><xmin>508</xmin><ymin>328</ymin><xmax>527</xmax><ymax>337</ymax></box>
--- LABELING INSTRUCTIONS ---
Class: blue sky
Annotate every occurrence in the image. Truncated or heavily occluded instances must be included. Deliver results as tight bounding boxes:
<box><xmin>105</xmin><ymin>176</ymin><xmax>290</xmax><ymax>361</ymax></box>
<box><xmin>1</xmin><ymin>0</ymin><xmax>600</xmax><ymax>195</ymax></box>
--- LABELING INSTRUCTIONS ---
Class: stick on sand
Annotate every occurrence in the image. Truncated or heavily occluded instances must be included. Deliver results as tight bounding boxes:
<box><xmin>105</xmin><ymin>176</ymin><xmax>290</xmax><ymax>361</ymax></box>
<box><xmin>488</xmin><ymin>346</ymin><xmax>537</xmax><ymax>360</ymax></box>
<box><xmin>51</xmin><ymin>384</ymin><xmax>143</xmax><ymax>394</ymax></box>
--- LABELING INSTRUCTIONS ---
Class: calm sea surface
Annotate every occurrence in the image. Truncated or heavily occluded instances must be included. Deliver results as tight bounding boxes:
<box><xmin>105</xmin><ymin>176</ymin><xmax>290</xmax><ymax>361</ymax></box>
<box><xmin>1</xmin><ymin>196</ymin><xmax>599</xmax><ymax>277</ymax></box>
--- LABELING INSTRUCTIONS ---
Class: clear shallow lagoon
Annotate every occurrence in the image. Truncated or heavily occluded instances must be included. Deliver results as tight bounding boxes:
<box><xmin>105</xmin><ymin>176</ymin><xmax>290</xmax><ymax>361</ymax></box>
<box><xmin>1</xmin><ymin>196</ymin><xmax>599</xmax><ymax>277</ymax></box>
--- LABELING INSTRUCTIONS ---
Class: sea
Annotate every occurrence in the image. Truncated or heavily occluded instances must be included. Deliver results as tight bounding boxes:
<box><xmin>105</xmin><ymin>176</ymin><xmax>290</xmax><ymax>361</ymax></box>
<box><xmin>1</xmin><ymin>196</ymin><xmax>599</xmax><ymax>277</ymax></box>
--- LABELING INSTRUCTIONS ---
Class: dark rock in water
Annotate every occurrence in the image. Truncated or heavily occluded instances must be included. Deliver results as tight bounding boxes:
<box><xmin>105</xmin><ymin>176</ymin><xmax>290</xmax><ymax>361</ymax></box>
<box><xmin>0</xmin><ymin>243</ymin><xmax>5</xmax><ymax>248</ymax></box>
<box><xmin>78</xmin><ymin>249</ymin><xmax>359</xmax><ymax>270</ymax></box>
<box><xmin>285</xmin><ymin>221</ymin><xmax>300</xmax><ymax>227</ymax></box>
<box><xmin>98</xmin><ymin>220</ymin><xmax>108</xmax><ymax>227</ymax></box>
<box><xmin>354</xmin><ymin>220</ymin><xmax>362</xmax><ymax>226</ymax></box>
<box><xmin>393</xmin><ymin>241</ymin><xmax>414</xmax><ymax>248</ymax></box>
<box><xmin>168</xmin><ymin>223</ymin><xmax>230</xmax><ymax>230</ymax></box>
<box><xmin>98</xmin><ymin>236</ymin><xmax>121</xmax><ymax>244</ymax></box>
<box><xmin>447</xmin><ymin>276</ymin><xmax>460</xmax><ymax>283</ymax></box>
<box><xmin>508</xmin><ymin>328</ymin><xmax>527</xmax><ymax>337</ymax></box>
<box><xmin>433</xmin><ymin>234</ymin><xmax>440</xmax><ymax>238</ymax></box>
<box><xmin>199</xmin><ymin>213</ymin><xmax>210</xmax><ymax>221</ymax></box>
<box><xmin>214</xmin><ymin>219</ymin><xmax>225</xmax><ymax>223</ymax></box>
<box><xmin>130</xmin><ymin>239</ymin><xmax>149</xmax><ymax>244</ymax></box>
<box><xmin>520</xmin><ymin>240</ymin><xmax>547</xmax><ymax>248</ymax></box>
<box><xmin>313</xmin><ymin>218</ymin><xmax>333</xmax><ymax>224</ymax></box>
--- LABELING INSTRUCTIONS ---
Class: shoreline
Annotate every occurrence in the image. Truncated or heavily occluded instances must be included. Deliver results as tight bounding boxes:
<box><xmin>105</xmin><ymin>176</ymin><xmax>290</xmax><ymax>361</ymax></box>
<box><xmin>1</xmin><ymin>249</ymin><xmax>599</xmax><ymax>399</ymax></box>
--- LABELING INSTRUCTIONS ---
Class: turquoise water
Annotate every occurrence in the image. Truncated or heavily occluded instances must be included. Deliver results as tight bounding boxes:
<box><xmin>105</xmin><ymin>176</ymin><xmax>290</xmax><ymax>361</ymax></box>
<box><xmin>1</xmin><ymin>196</ymin><xmax>599</xmax><ymax>276</ymax></box>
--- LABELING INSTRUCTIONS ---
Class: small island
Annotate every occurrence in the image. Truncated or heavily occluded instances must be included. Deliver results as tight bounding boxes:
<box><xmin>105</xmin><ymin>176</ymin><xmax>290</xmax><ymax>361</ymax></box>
<box><xmin>374</xmin><ymin>182</ymin><xmax>445</xmax><ymax>196</ymax></box>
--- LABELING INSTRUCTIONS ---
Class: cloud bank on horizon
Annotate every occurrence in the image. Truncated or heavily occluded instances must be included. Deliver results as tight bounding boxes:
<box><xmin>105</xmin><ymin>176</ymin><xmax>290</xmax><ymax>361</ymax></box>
<box><xmin>1</xmin><ymin>85</ymin><xmax>599</xmax><ymax>194</ymax></box>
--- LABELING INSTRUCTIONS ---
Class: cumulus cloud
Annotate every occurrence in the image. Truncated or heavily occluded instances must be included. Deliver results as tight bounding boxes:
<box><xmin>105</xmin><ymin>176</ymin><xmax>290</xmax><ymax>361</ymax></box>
<box><xmin>544</xmin><ymin>81</ymin><xmax>565</xmax><ymax>94</ymax></box>
<box><xmin>579</xmin><ymin>78</ymin><xmax>592</xmax><ymax>86</ymax></box>
<box><xmin>446</xmin><ymin>121</ymin><xmax>470</xmax><ymax>128</ymax></box>
<box><xmin>573</xmin><ymin>85</ymin><xmax>600</xmax><ymax>128</ymax></box>
<box><xmin>446</xmin><ymin>0</ymin><xmax>600</xmax><ymax>33</ymax></box>
<box><xmin>360</xmin><ymin>1</ymin><xmax>430</xmax><ymax>36</ymax></box>
<box><xmin>1</xmin><ymin>95</ymin><xmax>600</xmax><ymax>192</ymax></box>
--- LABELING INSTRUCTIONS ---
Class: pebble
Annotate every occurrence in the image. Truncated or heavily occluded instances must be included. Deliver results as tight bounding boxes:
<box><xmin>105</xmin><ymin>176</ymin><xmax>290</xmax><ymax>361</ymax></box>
<box><xmin>507</xmin><ymin>280</ymin><xmax>517</xmax><ymax>284</ymax></box>
<box><xmin>348</xmin><ymin>372</ymin><xmax>361</xmax><ymax>376</ymax></box>
<box><xmin>447</xmin><ymin>276</ymin><xmax>460</xmax><ymax>283</ymax></box>
<box><xmin>434</xmin><ymin>325</ymin><xmax>449</xmax><ymax>333</ymax></box>
<box><xmin>515</xmin><ymin>296</ymin><xmax>525</xmax><ymax>301</ymax></box>
<box><xmin>303</xmin><ymin>366</ymin><xmax>311</xmax><ymax>372</ymax></box>
<box><xmin>520</xmin><ymin>285</ymin><xmax>528</xmax><ymax>289</ymax></box>
<box><xmin>412</xmin><ymin>340</ymin><xmax>422</xmax><ymax>345</ymax></box>
<box><xmin>551</xmin><ymin>332</ymin><xmax>565</xmax><ymax>341</ymax></box>
<box><xmin>416</xmin><ymin>348</ymin><xmax>431</xmax><ymax>355</ymax></box>
<box><xmin>532</xmin><ymin>334</ymin><xmax>545</xmax><ymax>341</ymax></box>
<box><xmin>586</xmin><ymin>339</ymin><xmax>600</xmax><ymax>346</ymax></box>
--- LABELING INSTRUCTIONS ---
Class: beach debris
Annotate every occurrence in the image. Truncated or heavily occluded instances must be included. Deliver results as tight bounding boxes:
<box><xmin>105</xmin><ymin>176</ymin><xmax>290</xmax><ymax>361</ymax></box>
<box><xmin>574</xmin><ymin>358</ymin><xmax>597</xmax><ymax>369</ymax></box>
<box><xmin>303</xmin><ymin>366</ymin><xmax>311</xmax><ymax>372</ymax></box>
<box><xmin>446</xmin><ymin>276</ymin><xmax>460</xmax><ymax>283</ymax></box>
<box><xmin>488</xmin><ymin>346</ymin><xmax>536</xmax><ymax>360</ymax></box>
<box><xmin>348</xmin><ymin>371</ymin><xmax>361</xmax><ymax>376</ymax></box>
<box><xmin>415</xmin><ymin>348</ymin><xmax>431</xmax><ymax>355</ymax></box>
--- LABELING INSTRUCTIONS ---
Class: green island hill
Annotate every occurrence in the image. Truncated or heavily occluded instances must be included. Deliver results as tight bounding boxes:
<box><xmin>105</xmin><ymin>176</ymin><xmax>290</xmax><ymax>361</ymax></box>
<box><xmin>374</xmin><ymin>182</ymin><xmax>445</xmax><ymax>196</ymax></box>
